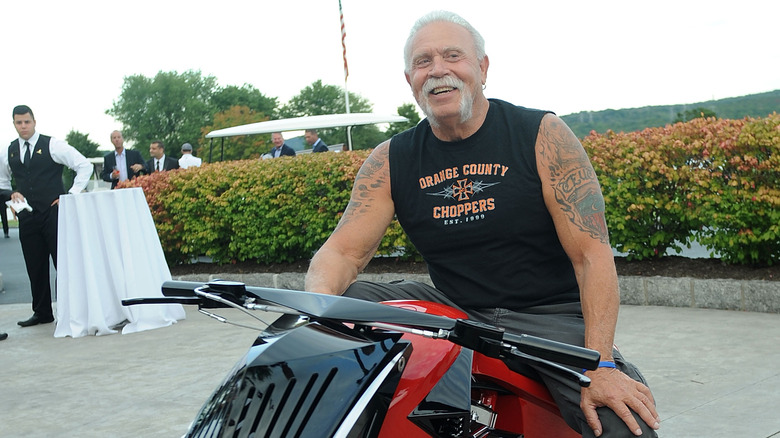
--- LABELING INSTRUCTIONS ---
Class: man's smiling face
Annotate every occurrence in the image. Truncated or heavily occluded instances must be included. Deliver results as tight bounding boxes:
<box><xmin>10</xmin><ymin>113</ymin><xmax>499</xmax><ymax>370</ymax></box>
<box><xmin>405</xmin><ymin>20</ymin><xmax>488</xmax><ymax>127</ymax></box>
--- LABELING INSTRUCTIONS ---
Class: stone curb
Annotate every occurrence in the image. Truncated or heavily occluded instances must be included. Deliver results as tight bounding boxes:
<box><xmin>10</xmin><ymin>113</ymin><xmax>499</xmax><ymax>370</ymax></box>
<box><xmin>172</xmin><ymin>272</ymin><xmax>780</xmax><ymax>314</ymax></box>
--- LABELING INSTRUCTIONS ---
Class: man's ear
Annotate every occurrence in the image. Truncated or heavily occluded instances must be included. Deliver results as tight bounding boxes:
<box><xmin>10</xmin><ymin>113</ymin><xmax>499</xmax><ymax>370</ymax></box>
<box><xmin>480</xmin><ymin>54</ymin><xmax>489</xmax><ymax>85</ymax></box>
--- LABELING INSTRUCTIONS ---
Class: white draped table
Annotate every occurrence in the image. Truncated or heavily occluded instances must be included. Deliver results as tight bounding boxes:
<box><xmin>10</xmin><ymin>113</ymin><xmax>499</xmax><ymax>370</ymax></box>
<box><xmin>54</xmin><ymin>187</ymin><xmax>186</xmax><ymax>338</ymax></box>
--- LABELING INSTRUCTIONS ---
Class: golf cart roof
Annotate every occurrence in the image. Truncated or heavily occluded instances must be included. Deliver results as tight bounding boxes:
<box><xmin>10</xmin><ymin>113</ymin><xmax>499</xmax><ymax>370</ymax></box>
<box><xmin>205</xmin><ymin>113</ymin><xmax>408</xmax><ymax>139</ymax></box>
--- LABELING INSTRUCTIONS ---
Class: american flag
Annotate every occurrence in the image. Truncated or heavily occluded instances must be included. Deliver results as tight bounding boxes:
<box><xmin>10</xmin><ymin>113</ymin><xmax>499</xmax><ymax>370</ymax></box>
<box><xmin>339</xmin><ymin>0</ymin><xmax>348</xmax><ymax>81</ymax></box>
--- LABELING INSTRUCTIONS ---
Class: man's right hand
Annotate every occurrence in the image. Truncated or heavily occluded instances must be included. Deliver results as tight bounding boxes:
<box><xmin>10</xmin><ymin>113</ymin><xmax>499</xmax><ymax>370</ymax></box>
<box><xmin>10</xmin><ymin>192</ymin><xmax>25</xmax><ymax>203</ymax></box>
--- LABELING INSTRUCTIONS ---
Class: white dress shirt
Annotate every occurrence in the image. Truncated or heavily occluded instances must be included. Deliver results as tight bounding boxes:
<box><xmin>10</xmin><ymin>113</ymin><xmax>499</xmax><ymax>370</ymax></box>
<box><xmin>0</xmin><ymin>131</ymin><xmax>93</xmax><ymax>193</ymax></box>
<box><xmin>154</xmin><ymin>155</ymin><xmax>167</xmax><ymax>171</ymax></box>
<box><xmin>114</xmin><ymin>150</ymin><xmax>128</xmax><ymax>181</ymax></box>
<box><xmin>178</xmin><ymin>154</ymin><xmax>202</xmax><ymax>169</ymax></box>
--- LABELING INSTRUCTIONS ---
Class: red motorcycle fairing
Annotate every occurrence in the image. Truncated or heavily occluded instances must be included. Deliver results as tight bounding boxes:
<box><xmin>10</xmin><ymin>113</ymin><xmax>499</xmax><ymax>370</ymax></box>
<box><xmin>381</xmin><ymin>300</ymin><xmax>579</xmax><ymax>438</ymax></box>
<box><xmin>471</xmin><ymin>356</ymin><xmax>579</xmax><ymax>437</ymax></box>
<box><xmin>377</xmin><ymin>300</ymin><xmax>469</xmax><ymax>437</ymax></box>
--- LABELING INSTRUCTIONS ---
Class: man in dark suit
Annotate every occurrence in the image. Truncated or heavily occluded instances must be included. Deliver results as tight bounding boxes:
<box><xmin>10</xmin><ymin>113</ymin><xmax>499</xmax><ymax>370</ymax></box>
<box><xmin>1</xmin><ymin>105</ymin><xmax>92</xmax><ymax>327</ymax></box>
<box><xmin>101</xmin><ymin>130</ymin><xmax>146</xmax><ymax>189</ymax></box>
<box><xmin>145</xmin><ymin>140</ymin><xmax>180</xmax><ymax>173</ymax></box>
<box><xmin>304</xmin><ymin>129</ymin><xmax>329</xmax><ymax>153</ymax></box>
<box><xmin>268</xmin><ymin>132</ymin><xmax>296</xmax><ymax>158</ymax></box>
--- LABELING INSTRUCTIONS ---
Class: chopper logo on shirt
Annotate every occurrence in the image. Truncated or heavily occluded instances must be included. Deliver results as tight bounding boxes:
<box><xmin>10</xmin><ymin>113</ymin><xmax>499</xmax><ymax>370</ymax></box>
<box><xmin>419</xmin><ymin>163</ymin><xmax>508</xmax><ymax>225</ymax></box>
<box><xmin>427</xmin><ymin>178</ymin><xmax>500</xmax><ymax>201</ymax></box>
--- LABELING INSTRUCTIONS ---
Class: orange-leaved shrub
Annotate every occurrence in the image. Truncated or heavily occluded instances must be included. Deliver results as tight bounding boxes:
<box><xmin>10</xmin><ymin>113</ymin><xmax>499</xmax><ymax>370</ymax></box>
<box><xmin>583</xmin><ymin>114</ymin><xmax>779</xmax><ymax>264</ymax></box>
<box><xmin>692</xmin><ymin>114</ymin><xmax>780</xmax><ymax>264</ymax></box>
<box><xmin>123</xmin><ymin>114</ymin><xmax>778</xmax><ymax>267</ymax></box>
<box><xmin>119</xmin><ymin>151</ymin><xmax>418</xmax><ymax>265</ymax></box>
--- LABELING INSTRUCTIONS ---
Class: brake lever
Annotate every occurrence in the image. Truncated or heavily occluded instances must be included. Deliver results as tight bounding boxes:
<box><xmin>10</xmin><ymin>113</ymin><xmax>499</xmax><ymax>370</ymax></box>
<box><xmin>503</xmin><ymin>347</ymin><xmax>592</xmax><ymax>387</ymax></box>
<box><xmin>193</xmin><ymin>287</ymin><xmax>278</xmax><ymax>327</ymax></box>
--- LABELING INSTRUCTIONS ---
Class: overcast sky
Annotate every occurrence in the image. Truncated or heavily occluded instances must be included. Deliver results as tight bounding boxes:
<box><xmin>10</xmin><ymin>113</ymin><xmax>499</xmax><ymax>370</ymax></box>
<box><xmin>1</xmin><ymin>0</ymin><xmax>777</xmax><ymax>150</ymax></box>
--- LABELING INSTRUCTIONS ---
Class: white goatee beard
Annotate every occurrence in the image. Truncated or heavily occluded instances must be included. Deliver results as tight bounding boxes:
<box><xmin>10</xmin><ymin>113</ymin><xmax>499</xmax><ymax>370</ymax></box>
<box><xmin>417</xmin><ymin>77</ymin><xmax>474</xmax><ymax>129</ymax></box>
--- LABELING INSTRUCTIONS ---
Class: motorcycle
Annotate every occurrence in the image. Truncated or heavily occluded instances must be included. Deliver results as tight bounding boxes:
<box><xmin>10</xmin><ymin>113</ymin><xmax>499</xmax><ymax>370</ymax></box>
<box><xmin>123</xmin><ymin>280</ymin><xmax>600</xmax><ymax>437</ymax></box>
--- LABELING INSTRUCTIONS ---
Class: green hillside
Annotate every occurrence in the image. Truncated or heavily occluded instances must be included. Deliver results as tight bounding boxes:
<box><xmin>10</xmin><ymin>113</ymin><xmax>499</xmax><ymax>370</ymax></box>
<box><xmin>562</xmin><ymin>89</ymin><xmax>780</xmax><ymax>138</ymax></box>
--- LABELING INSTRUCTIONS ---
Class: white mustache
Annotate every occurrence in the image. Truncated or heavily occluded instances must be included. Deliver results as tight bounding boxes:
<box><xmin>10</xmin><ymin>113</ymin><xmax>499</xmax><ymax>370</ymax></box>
<box><xmin>422</xmin><ymin>76</ymin><xmax>464</xmax><ymax>94</ymax></box>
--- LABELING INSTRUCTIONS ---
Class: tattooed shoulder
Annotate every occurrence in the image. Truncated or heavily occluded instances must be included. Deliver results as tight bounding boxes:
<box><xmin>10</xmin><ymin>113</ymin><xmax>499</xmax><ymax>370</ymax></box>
<box><xmin>338</xmin><ymin>143</ymin><xmax>391</xmax><ymax>228</ymax></box>
<box><xmin>356</xmin><ymin>142</ymin><xmax>390</xmax><ymax>184</ymax></box>
<box><xmin>538</xmin><ymin>115</ymin><xmax>610</xmax><ymax>244</ymax></box>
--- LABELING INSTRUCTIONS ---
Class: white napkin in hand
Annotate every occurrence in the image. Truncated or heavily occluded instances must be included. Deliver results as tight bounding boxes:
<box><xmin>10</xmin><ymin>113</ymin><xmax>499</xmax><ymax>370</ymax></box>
<box><xmin>6</xmin><ymin>199</ymin><xmax>33</xmax><ymax>213</ymax></box>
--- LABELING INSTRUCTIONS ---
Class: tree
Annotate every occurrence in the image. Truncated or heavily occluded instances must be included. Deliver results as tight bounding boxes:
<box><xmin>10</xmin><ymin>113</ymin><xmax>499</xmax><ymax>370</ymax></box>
<box><xmin>200</xmin><ymin>106</ymin><xmax>271</xmax><ymax>161</ymax></box>
<box><xmin>63</xmin><ymin>130</ymin><xmax>101</xmax><ymax>189</ymax></box>
<box><xmin>65</xmin><ymin>130</ymin><xmax>102</xmax><ymax>158</ymax></box>
<box><xmin>674</xmin><ymin>107</ymin><xmax>718</xmax><ymax>123</ymax></box>
<box><xmin>279</xmin><ymin>80</ymin><xmax>373</xmax><ymax>118</ymax></box>
<box><xmin>107</xmin><ymin>70</ymin><xmax>219</xmax><ymax>158</ymax></box>
<box><xmin>280</xmin><ymin>80</ymin><xmax>386</xmax><ymax>149</ymax></box>
<box><xmin>384</xmin><ymin>103</ymin><xmax>421</xmax><ymax>138</ymax></box>
<box><xmin>211</xmin><ymin>84</ymin><xmax>278</xmax><ymax>116</ymax></box>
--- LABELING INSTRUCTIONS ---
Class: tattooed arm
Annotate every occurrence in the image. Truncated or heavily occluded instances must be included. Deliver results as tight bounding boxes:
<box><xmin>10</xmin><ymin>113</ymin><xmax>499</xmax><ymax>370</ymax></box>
<box><xmin>536</xmin><ymin>114</ymin><xmax>659</xmax><ymax>436</ymax></box>
<box><xmin>305</xmin><ymin>141</ymin><xmax>396</xmax><ymax>295</ymax></box>
<box><xmin>536</xmin><ymin>113</ymin><xmax>617</xmax><ymax>358</ymax></box>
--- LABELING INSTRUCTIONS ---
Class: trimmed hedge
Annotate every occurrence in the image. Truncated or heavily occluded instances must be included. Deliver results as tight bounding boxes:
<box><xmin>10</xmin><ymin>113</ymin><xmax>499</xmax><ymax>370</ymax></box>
<box><xmin>119</xmin><ymin>152</ymin><xmax>417</xmax><ymax>265</ymax></box>
<box><xmin>583</xmin><ymin>114</ymin><xmax>779</xmax><ymax>264</ymax></box>
<box><xmin>123</xmin><ymin>114</ymin><xmax>779</xmax><ymax>266</ymax></box>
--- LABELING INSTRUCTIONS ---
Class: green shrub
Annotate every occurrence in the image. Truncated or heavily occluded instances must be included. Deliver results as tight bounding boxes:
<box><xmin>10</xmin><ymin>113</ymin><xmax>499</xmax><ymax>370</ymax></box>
<box><xmin>692</xmin><ymin>114</ymin><xmax>780</xmax><ymax>264</ymax></box>
<box><xmin>584</xmin><ymin>126</ymin><xmax>701</xmax><ymax>259</ymax></box>
<box><xmin>584</xmin><ymin>114</ymin><xmax>779</xmax><ymax>264</ymax></box>
<box><xmin>125</xmin><ymin>115</ymin><xmax>779</xmax><ymax>267</ymax></box>
<box><xmin>120</xmin><ymin>151</ymin><xmax>419</xmax><ymax>265</ymax></box>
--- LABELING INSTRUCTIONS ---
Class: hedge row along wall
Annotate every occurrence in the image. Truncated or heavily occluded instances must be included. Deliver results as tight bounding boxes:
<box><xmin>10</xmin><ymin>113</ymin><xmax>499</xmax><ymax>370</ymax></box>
<box><xmin>119</xmin><ymin>151</ymin><xmax>414</xmax><ymax>265</ymax></box>
<box><xmin>583</xmin><ymin>114</ymin><xmax>779</xmax><ymax>264</ymax></box>
<box><xmin>123</xmin><ymin>114</ymin><xmax>778</xmax><ymax>266</ymax></box>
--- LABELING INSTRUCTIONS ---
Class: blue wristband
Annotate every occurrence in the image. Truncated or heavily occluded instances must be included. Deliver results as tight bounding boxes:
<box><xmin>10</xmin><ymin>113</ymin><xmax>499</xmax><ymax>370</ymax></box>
<box><xmin>583</xmin><ymin>361</ymin><xmax>616</xmax><ymax>373</ymax></box>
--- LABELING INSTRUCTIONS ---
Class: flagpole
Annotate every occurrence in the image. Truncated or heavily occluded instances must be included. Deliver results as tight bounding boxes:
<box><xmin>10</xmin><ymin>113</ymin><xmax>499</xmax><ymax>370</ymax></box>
<box><xmin>339</xmin><ymin>0</ymin><xmax>350</xmax><ymax>114</ymax></box>
<box><xmin>339</xmin><ymin>0</ymin><xmax>353</xmax><ymax>150</ymax></box>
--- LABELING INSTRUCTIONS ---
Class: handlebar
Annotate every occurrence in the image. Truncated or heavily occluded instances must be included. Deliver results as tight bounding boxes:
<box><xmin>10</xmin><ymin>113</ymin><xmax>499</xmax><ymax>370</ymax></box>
<box><xmin>124</xmin><ymin>280</ymin><xmax>600</xmax><ymax>384</ymax></box>
<box><xmin>504</xmin><ymin>332</ymin><xmax>600</xmax><ymax>371</ymax></box>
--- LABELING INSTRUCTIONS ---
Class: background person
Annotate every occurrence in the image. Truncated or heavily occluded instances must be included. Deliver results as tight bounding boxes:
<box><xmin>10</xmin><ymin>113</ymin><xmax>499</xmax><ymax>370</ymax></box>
<box><xmin>1</xmin><ymin>192</ymin><xmax>9</xmax><ymax>237</ymax></box>
<box><xmin>0</xmin><ymin>139</ymin><xmax>9</xmax><ymax>238</ymax></box>
<box><xmin>145</xmin><ymin>140</ymin><xmax>179</xmax><ymax>172</ymax></box>
<box><xmin>304</xmin><ymin>129</ymin><xmax>329</xmax><ymax>153</ymax></box>
<box><xmin>268</xmin><ymin>132</ymin><xmax>296</xmax><ymax>158</ymax></box>
<box><xmin>305</xmin><ymin>11</ymin><xmax>659</xmax><ymax>438</ymax></box>
<box><xmin>100</xmin><ymin>130</ymin><xmax>146</xmax><ymax>189</ymax></box>
<box><xmin>0</xmin><ymin>105</ymin><xmax>92</xmax><ymax>327</ymax></box>
<box><xmin>178</xmin><ymin>143</ymin><xmax>202</xmax><ymax>168</ymax></box>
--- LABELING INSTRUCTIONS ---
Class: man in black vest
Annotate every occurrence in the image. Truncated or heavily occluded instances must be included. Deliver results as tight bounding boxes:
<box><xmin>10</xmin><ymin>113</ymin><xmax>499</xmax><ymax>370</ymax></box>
<box><xmin>0</xmin><ymin>105</ymin><xmax>92</xmax><ymax>327</ymax></box>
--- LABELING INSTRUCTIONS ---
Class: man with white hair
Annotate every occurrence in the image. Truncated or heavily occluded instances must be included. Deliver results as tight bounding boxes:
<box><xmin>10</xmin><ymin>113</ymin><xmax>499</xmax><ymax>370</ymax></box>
<box><xmin>268</xmin><ymin>132</ymin><xmax>296</xmax><ymax>158</ymax></box>
<box><xmin>101</xmin><ymin>130</ymin><xmax>146</xmax><ymax>189</ymax></box>
<box><xmin>306</xmin><ymin>10</ymin><xmax>659</xmax><ymax>438</ymax></box>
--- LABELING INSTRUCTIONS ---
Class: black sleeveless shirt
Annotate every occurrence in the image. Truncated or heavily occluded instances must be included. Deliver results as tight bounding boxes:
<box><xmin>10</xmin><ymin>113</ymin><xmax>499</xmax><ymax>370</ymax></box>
<box><xmin>389</xmin><ymin>99</ymin><xmax>579</xmax><ymax>310</ymax></box>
